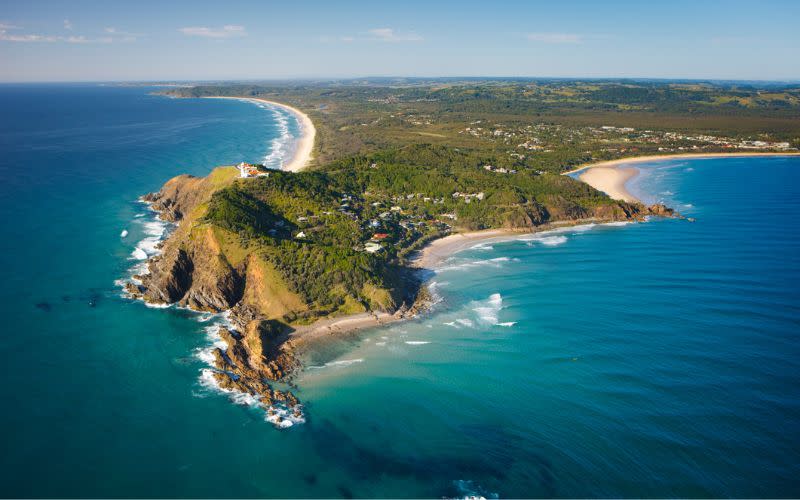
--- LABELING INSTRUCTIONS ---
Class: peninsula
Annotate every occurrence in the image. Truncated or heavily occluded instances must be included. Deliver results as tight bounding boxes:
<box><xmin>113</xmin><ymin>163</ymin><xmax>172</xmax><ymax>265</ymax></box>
<box><xmin>122</xmin><ymin>79</ymin><xmax>799</xmax><ymax>423</ymax></box>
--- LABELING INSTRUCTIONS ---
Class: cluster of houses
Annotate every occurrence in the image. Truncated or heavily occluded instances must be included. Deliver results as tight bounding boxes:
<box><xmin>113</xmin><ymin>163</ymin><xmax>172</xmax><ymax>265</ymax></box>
<box><xmin>482</xmin><ymin>164</ymin><xmax>517</xmax><ymax>174</ymax></box>
<box><xmin>285</xmin><ymin>185</ymin><xmax>468</xmax><ymax>255</ymax></box>
<box><xmin>452</xmin><ymin>191</ymin><xmax>485</xmax><ymax>203</ymax></box>
<box><xmin>237</xmin><ymin>162</ymin><xmax>270</xmax><ymax>178</ymax></box>
<box><xmin>463</xmin><ymin>121</ymin><xmax>797</xmax><ymax>164</ymax></box>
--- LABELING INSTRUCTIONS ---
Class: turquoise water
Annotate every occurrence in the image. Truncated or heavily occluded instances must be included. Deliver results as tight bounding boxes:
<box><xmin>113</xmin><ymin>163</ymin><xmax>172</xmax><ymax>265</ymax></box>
<box><xmin>1</xmin><ymin>86</ymin><xmax>799</xmax><ymax>497</ymax></box>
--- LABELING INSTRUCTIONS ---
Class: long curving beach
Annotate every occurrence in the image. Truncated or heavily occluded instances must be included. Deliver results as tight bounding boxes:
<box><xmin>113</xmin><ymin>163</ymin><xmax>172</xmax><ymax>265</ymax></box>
<box><xmin>205</xmin><ymin>96</ymin><xmax>316</xmax><ymax>172</ymax></box>
<box><xmin>567</xmin><ymin>152</ymin><xmax>800</xmax><ymax>203</ymax></box>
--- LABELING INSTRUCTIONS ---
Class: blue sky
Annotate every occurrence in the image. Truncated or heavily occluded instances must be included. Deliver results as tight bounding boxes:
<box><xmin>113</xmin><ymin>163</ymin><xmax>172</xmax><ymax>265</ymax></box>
<box><xmin>1</xmin><ymin>0</ymin><xmax>799</xmax><ymax>82</ymax></box>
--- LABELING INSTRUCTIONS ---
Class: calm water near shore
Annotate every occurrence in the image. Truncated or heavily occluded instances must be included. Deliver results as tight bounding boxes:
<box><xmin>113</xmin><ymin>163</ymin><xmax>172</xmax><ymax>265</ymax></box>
<box><xmin>1</xmin><ymin>85</ymin><xmax>798</xmax><ymax>497</ymax></box>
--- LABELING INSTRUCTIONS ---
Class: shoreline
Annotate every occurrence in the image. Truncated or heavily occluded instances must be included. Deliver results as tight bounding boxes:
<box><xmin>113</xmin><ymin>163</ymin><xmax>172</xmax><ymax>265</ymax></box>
<box><xmin>565</xmin><ymin>152</ymin><xmax>800</xmax><ymax>204</ymax></box>
<box><xmin>290</xmin><ymin>311</ymin><xmax>404</xmax><ymax>346</ymax></box>
<box><xmin>204</xmin><ymin>96</ymin><xmax>316</xmax><ymax>172</ymax></box>
<box><xmin>561</xmin><ymin>151</ymin><xmax>800</xmax><ymax>176</ymax></box>
<box><xmin>579</xmin><ymin>166</ymin><xmax>641</xmax><ymax>203</ymax></box>
<box><xmin>410</xmin><ymin>219</ymin><xmax>632</xmax><ymax>270</ymax></box>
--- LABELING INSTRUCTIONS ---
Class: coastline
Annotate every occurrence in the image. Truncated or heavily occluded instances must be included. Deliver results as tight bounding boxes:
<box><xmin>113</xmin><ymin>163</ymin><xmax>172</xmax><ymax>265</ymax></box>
<box><xmin>290</xmin><ymin>311</ymin><xmax>404</xmax><ymax>345</ymax></box>
<box><xmin>129</xmin><ymin>125</ymin><xmax>797</xmax><ymax>419</ymax></box>
<box><xmin>565</xmin><ymin>152</ymin><xmax>800</xmax><ymax>203</ymax></box>
<box><xmin>410</xmin><ymin>219</ymin><xmax>637</xmax><ymax>270</ymax></box>
<box><xmin>579</xmin><ymin>167</ymin><xmax>640</xmax><ymax>203</ymax></box>
<box><xmin>204</xmin><ymin>96</ymin><xmax>316</xmax><ymax>172</ymax></box>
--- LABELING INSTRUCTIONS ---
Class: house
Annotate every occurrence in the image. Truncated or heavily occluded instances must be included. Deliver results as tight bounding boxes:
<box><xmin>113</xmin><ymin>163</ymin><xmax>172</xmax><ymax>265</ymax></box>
<box><xmin>371</xmin><ymin>233</ymin><xmax>389</xmax><ymax>241</ymax></box>
<box><xmin>295</xmin><ymin>231</ymin><xmax>306</xmax><ymax>239</ymax></box>
<box><xmin>364</xmin><ymin>242</ymin><xmax>383</xmax><ymax>253</ymax></box>
<box><xmin>237</xmin><ymin>162</ymin><xmax>269</xmax><ymax>178</ymax></box>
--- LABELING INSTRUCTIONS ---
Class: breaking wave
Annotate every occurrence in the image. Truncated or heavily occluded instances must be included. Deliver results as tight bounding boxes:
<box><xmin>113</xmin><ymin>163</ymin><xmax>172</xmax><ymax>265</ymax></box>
<box><xmin>536</xmin><ymin>235</ymin><xmax>568</xmax><ymax>246</ymax></box>
<box><xmin>117</xmin><ymin>199</ymin><xmax>175</xmax><ymax>299</ymax></box>
<box><xmin>438</xmin><ymin>257</ymin><xmax>512</xmax><ymax>273</ymax></box>
<box><xmin>473</xmin><ymin>293</ymin><xmax>503</xmax><ymax>325</ymax></box>
<box><xmin>452</xmin><ymin>479</ymin><xmax>499</xmax><ymax>499</ymax></box>
<box><xmin>199</xmin><ymin>366</ymin><xmax>306</xmax><ymax>428</ymax></box>
<box><xmin>471</xmin><ymin>242</ymin><xmax>494</xmax><ymax>251</ymax></box>
<box><xmin>308</xmin><ymin>358</ymin><xmax>365</xmax><ymax>370</ymax></box>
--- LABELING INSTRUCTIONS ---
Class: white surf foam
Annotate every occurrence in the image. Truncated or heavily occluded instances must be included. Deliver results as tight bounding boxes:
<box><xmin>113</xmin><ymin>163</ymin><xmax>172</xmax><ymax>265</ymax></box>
<box><xmin>265</xmin><ymin>405</ymin><xmax>306</xmax><ymax>428</ymax></box>
<box><xmin>473</xmin><ymin>293</ymin><xmax>503</xmax><ymax>324</ymax></box>
<box><xmin>130</xmin><ymin>247</ymin><xmax>148</xmax><ymax>260</ymax></box>
<box><xmin>537</xmin><ymin>235</ymin><xmax>568</xmax><ymax>246</ymax></box>
<box><xmin>471</xmin><ymin>242</ymin><xmax>494</xmax><ymax>251</ymax></box>
<box><xmin>438</xmin><ymin>256</ymin><xmax>511</xmax><ymax>272</ymax></box>
<box><xmin>118</xmin><ymin>200</ymin><xmax>177</xmax><ymax>298</ymax></box>
<box><xmin>405</xmin><ymin>341</ymin><xmax>430</xmax><ymax>345</ymax></box>
<box><xmin>456</xmin><ymin>318</ymin><xmax>475</xmax><ymax>328</ymax></box>
<box><xmin>308</xmin><ymin>358</ymin><xmax>365</xmax><ymax>370</ymax></box>
<box><xmin>142</xmin><ymin>301</ymin><xmax>172</xmax><ymax>309</ymax></box>
<box><xmin>497</xmin><ymin>321</ymin><xmax>516</xmax><ymax>327</ymax></box>
<box><xmin>453</xmin><ymin>479</ymin><xmax>499</xmax><ymax>499</ymax></box>
<box><xmin>254</xmin><ymin>104</ymin><xmax>296</xmax><ymax>170</ymax></box>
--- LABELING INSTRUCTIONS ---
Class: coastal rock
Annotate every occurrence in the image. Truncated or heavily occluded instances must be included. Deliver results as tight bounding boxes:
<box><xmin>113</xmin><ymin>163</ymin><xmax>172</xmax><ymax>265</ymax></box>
<box><xmin>124</xmin><ymin>282</ymin><xmax>144</xmax><ymax>299</ymax></box>
<box><xmin>646</xmin><ymin>203</ymin><xmax>676</xmax><ymax>217</ymax></box>
<box><xmin>144</xmin><ymin>174</ymin><xmax>206</xmax><ymax>222</ymax></box>
<box><xmin>142</xmin><ymin>248</ymin><xmax>194</xmax><ymax>304</ymax></box>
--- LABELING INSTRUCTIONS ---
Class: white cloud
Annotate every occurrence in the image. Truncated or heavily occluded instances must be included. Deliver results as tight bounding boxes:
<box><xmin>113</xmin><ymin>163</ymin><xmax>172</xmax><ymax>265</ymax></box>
<box><xmin>319</xmin><ymin>28</ymin><xmax>423</xmax><ymax>44</ymax></box>
<box><xmin>65</xmin><ymin>35</ymin><xmax>113</xmax><ymax>44</ymax></box>
<box><xmin>104</xmin><ymin>27</ymin><xmax>141</xmax><ymax>41</ymax></box>
<box><xmin>63</xmin><ymin>19</ymin><xmax>73</xmax><ymax>30</ymax></box>
<box><xmin>0</xmin><ymin>32</ymin><xmax>58</xmax><ymax>42</ymax></box>
<box><xmin>526</xmin><ymin>32</ymin><xmax>582</xmax><ymax>44</ymax></box>
<box><xmin>0</xmin><ymin>23</ymin><xmax>119</xmax><ymax>44</ymax></box>
<box><xmin>366</xmin><ymin>27</ymin><xmax>423</xmax><ymax>42</ymax></box>
<box><xmin>179</xmin><ymin>25</ymin><xmax>246</xmax><ymax>38</ymax></box>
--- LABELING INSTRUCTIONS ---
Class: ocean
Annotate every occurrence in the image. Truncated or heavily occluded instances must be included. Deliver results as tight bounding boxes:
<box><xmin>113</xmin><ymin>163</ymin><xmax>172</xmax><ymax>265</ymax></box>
<box><xmin>0</xmin><ymin>85</ymin><xmax>798</xmax><ymax>498</ymax></box>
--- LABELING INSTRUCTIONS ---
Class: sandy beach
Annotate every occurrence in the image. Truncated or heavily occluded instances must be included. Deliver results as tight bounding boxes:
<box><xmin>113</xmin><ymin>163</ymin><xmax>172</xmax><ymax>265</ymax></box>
<box><xmin>290</xmin><ymin>311</ymin><xmax>402</xmax><ymax>345</ymax></box>
<box><xmin>566</xmin><ymin>152</ymin><xmax>800</xmax><ymax>203</ymax></box>
<box><xmin>579</xmin><ymin>167</ymin><xmax>640</xmax><ymax>203</ymax></box>
<box><xmin>411</xmin><ymin>229</ymin><xmax>521</xmax><ymax>269</ymax></box>
<box><xmin>205</xmin><ymin>96</ymin><xmax>316</xmax><ymax>172</ymax></box>
<box><xmin>411</xmin><ymin>219</ymin><xmax>621</xmax><ymax>270</ymax></box>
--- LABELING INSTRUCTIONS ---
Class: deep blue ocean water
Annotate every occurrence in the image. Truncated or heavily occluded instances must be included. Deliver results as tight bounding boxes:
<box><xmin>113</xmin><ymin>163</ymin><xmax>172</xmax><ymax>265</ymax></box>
<box><xmin>0</xmin><ymin>85</ymin><xmax>798</xmax><ymax>498</ymax></box>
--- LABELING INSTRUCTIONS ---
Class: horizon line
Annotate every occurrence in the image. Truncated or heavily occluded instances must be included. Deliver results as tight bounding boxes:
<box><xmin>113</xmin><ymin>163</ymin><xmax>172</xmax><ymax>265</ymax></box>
<box><xmin>2</xmin><ymin>75</ymin><xmax>800</xmax><ymax>85</ymax></box>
